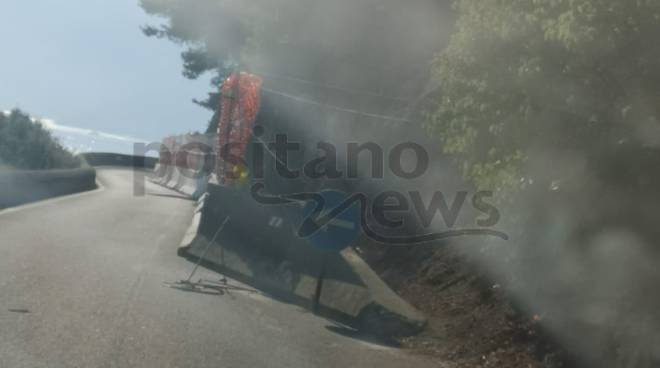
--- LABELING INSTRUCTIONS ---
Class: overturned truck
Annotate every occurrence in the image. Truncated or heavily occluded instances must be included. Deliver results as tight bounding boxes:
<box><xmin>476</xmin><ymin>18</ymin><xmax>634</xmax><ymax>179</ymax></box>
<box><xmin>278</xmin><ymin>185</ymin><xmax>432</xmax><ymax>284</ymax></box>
<box><xmin>157</xmin><ymin>71</ymin><xmax>469</xmax><ymax>337</ymax></box>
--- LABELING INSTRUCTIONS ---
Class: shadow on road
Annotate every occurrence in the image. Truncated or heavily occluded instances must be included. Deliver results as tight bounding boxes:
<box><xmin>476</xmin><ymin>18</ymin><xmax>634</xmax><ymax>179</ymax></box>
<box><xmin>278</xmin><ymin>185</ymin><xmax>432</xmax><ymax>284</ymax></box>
<box><xmin>324</xmin><ymin>324</ymin><xmax>401</xmax><ymax>348</ymax></box>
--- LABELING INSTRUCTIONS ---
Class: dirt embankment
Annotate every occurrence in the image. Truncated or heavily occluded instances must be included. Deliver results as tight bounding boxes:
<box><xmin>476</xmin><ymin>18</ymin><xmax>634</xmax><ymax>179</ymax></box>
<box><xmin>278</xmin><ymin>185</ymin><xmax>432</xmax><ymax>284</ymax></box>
<box><xmin>356</xmin><ymin>147</ymin><xmax>660</xmax><ymax>368</ymax></box>
<box><xmin>358</xmin><ymin>242</ymin><xmax>568</xmax><ymax>368</ymax></box>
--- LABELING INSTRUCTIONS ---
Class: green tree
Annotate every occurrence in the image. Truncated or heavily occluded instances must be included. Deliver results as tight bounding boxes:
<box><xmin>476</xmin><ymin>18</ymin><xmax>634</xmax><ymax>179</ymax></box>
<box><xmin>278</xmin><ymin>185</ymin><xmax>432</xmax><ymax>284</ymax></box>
<box><xmin>427</xmin><ymin>0</ymin><xmax>660</xmax><ymax>195</ymax></box>
<box><xmin>140</xmin><ymin>0</ymin><xmax>249</xmax><ymax>133</ymax></box>
<box><xmin>0</xmin><ymin>110</ymin><xmax>80</xmax><ymax>170</ymax></box>
<box><xmin>140</xmin><ymin>0</ymin><xmax>454</xmax><ymax>133</ymax></box>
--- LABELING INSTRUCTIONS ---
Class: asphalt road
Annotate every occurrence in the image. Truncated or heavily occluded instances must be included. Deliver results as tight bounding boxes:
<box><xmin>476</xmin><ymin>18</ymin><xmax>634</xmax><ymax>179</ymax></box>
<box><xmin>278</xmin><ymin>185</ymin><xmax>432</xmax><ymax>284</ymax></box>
<box><xmin>0</xmin><ymin>168</ymin><xmax>440</xmax><ymax>368</ymax></box>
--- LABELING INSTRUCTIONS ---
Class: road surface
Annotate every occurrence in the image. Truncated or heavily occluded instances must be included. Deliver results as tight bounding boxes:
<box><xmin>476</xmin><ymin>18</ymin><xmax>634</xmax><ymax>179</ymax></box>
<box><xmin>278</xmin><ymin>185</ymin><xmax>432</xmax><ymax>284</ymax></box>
<box><xmin>0</xmin><ymin>168</ymin><xmax>440</xmax><ymax>368</ymax></box>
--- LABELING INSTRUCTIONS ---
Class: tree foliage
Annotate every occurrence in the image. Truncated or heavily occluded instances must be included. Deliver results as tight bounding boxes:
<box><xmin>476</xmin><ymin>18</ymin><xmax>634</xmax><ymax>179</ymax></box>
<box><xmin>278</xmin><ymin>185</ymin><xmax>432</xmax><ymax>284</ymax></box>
<box><xmin>140</xmin><ymin>0</ymin><xmax>453</xmax><ymax>134</ymax></box>
<box><xmin>427</xmin><ymin>0</ymin><xmax>660</xmax><ymax>193</ymax></box>
<box><xmin>0</xmin><ymin>110</ymin><xmax>80</xmax><ymax>170</ymax></box>
<box><xmin>140</xmin><ymin>0</ymin><xmax>249</xmax><ymax>133</ymax></box>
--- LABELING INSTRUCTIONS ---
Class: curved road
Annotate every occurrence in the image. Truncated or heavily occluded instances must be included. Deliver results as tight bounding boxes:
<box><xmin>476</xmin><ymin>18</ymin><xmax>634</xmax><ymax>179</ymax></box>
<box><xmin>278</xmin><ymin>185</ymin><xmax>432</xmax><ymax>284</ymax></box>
<box><xmin>0</xmin><ymin>168</ymin><xmax>439</xmax><ymax>368</ymax></box>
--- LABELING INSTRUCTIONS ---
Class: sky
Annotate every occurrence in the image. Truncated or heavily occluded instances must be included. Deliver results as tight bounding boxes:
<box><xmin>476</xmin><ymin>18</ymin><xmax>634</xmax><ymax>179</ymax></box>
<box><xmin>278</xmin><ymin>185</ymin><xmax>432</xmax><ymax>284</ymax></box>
<box><xmin>0</xmin><ymin>0</ymin><xmax>213</xmax><ymax>153</ymax></box>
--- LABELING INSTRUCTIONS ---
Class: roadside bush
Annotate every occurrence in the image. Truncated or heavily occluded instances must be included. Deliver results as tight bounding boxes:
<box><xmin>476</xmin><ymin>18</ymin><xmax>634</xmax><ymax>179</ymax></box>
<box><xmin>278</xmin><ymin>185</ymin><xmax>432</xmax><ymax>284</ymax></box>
<box><xmin>427</xmin><ymin>0</ymin><xmax>660</xmax><ymax>196</ymax></box>
<box><xmin>0</xmin><ymin>109</ymin><xmax>80</xmax><ymax>170</ymax></box>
